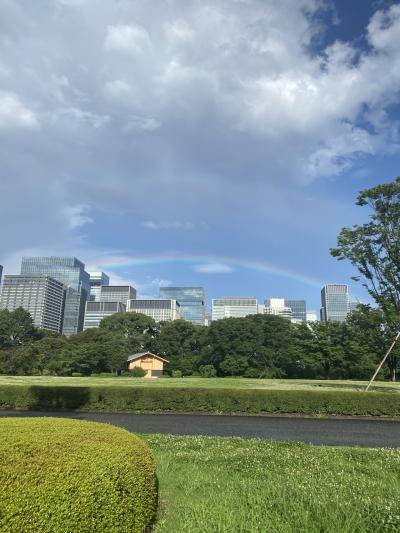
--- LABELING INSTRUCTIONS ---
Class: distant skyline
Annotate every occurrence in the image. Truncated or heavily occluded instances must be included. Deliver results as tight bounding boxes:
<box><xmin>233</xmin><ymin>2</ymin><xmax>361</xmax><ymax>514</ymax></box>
<box><xmin>2</xmin><ymin>0</ymin><xmax>400</xmax><ymax>311</ymax></box>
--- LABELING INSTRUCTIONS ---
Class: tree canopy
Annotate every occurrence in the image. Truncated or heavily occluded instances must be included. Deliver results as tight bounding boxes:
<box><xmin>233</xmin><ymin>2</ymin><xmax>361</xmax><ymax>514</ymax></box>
<box><xmin>0</xmin><ymin>307</ymin><xmax>396</xmax><ymax>381</ymax></box>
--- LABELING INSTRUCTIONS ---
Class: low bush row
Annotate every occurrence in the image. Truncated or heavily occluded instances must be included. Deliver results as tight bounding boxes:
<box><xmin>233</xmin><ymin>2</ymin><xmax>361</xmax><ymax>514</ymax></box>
<box><xmin>0</xmin><ymin>418</ymin><xmax>157</xmax><ymax>532</ymax></box>
<box><xmin>0</xmin><ymin>384</ymin><xmax>399</xmax><ymax>416</ymax></box>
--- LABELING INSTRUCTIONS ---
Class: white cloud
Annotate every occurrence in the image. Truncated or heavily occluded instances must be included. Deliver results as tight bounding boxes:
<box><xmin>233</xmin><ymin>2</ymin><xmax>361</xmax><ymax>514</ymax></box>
<box><xmin>123</xmin><ymin>115</ymin><xmax>161</xmax><ymax>132</ymax></box>
<box><xmin>105</xmin><ymin>24</ymin><xmax>151</xmax><ymax>55</ymax></box>
<box><xmin>0</xmin><ymin>91</ymin><xmax>39</xmax><ymax>130</ymax></box>
<box><xmin>63</xmin><ymin>204</ymin><xmax>93</xmax><ymax>230</ymax></box>
<box><xmin>193</xmin><ymin>263</ymin><xmax>235</xmax><ymax>274</ymax></box>
<box><xmin>3</xmin><ymin>0</ymin><xmax>400</xmax><ymax>265</ymax></box>
<box><xmin>143</xmin><ymin>220</ymin><xmax>196</xmax><ymax>230</ymax></box>
<box><xmin>49</xmin><ymin>107</ymin><xmax>110</xmax><ymax>128</ymax></box>
<box><xmin>104</xmin><ymin>79</ymin><xmax>131</xmax><ymax>99</ymax></box>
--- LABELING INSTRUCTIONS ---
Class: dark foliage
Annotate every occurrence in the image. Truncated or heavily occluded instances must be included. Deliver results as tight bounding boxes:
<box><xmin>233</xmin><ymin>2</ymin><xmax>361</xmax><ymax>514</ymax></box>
<box><xmin>0</xmin><ymin>306</ymin><xmax>397</xmax><ymax>380</ymax></box>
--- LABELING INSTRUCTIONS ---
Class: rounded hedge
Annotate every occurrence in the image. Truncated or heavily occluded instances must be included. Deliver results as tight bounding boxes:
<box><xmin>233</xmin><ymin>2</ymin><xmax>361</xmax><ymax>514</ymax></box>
<box><xmin>0</xmin><ymin>418</ymin><xmax>157</xmax><ymax>532</ymax></box>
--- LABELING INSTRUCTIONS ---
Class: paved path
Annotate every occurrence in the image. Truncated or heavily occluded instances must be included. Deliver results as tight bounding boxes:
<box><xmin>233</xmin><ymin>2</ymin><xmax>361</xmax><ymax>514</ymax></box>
<box><xmin>1</xmin><ymin>411</ymin><xmax>399</xmax><ymax>447</ymax></box>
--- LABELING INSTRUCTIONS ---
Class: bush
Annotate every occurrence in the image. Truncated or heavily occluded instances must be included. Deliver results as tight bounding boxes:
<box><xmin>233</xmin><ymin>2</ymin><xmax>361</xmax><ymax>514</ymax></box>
<box><xmin>0</xmin><ymin>418</ymin><xmax>157</xmax><ymax>532</ymax></box>
<box><xmin>130</xmin><ymin>367</ymin><xmax>147</xmax><ymax>378</ymax></box>
<box><xmin>199</xmin><ymin>365</ymin><xmax>217</xmax><ymax>378</ymax></box>
<box><xmin>171</xmin><ymin>370</ymin><xmax>182</xmax><ymax>378</ymax></box>
<box><xmin>0</xmin><ymin>384</ymin><xmax>399</xmax><ymax>417</ymax></box>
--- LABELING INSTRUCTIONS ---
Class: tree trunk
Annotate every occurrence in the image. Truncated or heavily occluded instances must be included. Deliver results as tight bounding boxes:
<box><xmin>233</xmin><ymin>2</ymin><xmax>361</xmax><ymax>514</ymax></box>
<box><xmin>391</xmin><ymin>367</ymin><xmax>396</xmax><ymax>382</ymax></box>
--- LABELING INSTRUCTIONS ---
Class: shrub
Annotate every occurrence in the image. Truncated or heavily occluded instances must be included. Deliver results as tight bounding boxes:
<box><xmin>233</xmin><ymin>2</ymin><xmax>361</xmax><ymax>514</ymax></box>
<box><xmin>171</xmin><ymin>370</ymin><xmax>183</xmax><ymax>378</ymax></box>
<box><xmin>199</xmin><ymin>365</ymin><xmax>217</xmax><ymax>378</ymax></box>
<box><xmin>0</xmin><ymin>384</ymin><xmax>399</xmax><ymax>417</ymax></box>
<box><xmin>0</xmin><ymin>418</ymin><xmax>157</xmax><ymax>532</ymax></box>
<box><xmin>130</xmin><ymin>367</ymin><xmax>147</xmax><ymax>377</ymax></box>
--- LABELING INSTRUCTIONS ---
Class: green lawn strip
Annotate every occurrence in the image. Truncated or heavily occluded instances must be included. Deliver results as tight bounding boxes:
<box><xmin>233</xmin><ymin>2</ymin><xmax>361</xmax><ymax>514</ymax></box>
<box><xmin>1</xmin><ymin>384</ymin><xmax>399</xmax><ymax>416</ymax></box>
<box><xmin>0</xmin><ymin>375</ymin><xmax>399</xmax><ymax>393</ymax></box>
<box><xmin>143</xmin><ymin>434</ymin><xmax>400</xmax><ymax>533</ymax></box>
<box><xmin>0</xmin><ymin>418</ymin><xmax>157</xmax><ymax>533</ymax></box>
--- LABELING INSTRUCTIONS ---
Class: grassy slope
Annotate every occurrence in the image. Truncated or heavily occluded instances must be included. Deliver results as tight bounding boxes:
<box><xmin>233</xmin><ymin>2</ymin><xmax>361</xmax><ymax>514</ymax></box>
<box><xmin>144</xmin><ymin>434</ymin><xmax>400</xmax><ymax>533</ymax></box>
<box><xmin>1</xmin><ymin>375</ymin><xmax>399</xmax><ymax>393</ymax></box>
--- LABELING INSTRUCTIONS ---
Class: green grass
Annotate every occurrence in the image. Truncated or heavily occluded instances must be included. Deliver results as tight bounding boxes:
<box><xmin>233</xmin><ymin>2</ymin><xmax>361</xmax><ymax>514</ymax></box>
<box><xmin>1</xmin><ymin>375</ymin><xmax>399</xmax><ymax>393</ymax></box>
<box><xmin>0</xmin><ymin>418</ymin><xmax>157</xmax><ymax>532</ymax></box>
<box><xmin>144</xmin><ymin>434</ymin><xmax>400</xmax><ymax>533</ymax></box>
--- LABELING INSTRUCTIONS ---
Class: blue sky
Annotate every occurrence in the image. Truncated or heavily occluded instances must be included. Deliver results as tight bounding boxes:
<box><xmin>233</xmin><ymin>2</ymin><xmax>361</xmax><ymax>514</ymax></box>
<box><xmin>1</xmin><ymin>0</ymin><xmax>400</xmax><ymax>313</ymax></box>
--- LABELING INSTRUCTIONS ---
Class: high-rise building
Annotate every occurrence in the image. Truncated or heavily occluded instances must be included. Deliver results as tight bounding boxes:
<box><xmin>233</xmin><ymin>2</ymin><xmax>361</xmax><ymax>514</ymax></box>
<box><xmin>264</xmin><ymin>298</ymin><xmax>307</xmax><ymax>322</ymax></box>
<box><xmin>88</xmin><ymin>272</ymin><xmax>110</xmax><ymax>301</ymax></box>
<box><xmin>320</xmin><ymin>284</ymin><xmax>349</xmax><ymax>322</ymax></box>
<box><xmin>348</xmin><ymin>301</ymin><xmax>359</xmax><ymax>313</ymax></box>
<box><xmin>0</xmin><ymin>265</ymin><xmax>3</xmax><ymax>286</ymax></box>
<box><xmin>306</xmin><ymin>310</ymin><xmax>318</xmax><ymax>322</ymax></box>
<box><xmin>211</xmin><ymin>297</ymin><xmax>258</xmax><ymax>321</ymax></box>
<box><xmin>264</xmin><ymin>298</ymin><xmax>293</xmax><ymax>320</ymax></box>
<box><xmin>21</xmin><ymin>257</ymin><xmax>90</xmax><ymax>336</ymax></box>
<box><xmin>159</xmin><ymin>287</ymin><xmax>205</xmax><ymax>325</ymax></box>
<box><xmin>284</xmin><ymin>299</ymin><xmax>307</xmax><ymax>322</ymax></box>
<box><xmin>83</xmin><ymin>301</ymin><xmax>126</xmax><ymax>330</ymax></box>
<box><xmin>99</xmin><ymin>285</ymin><xmax>136</xmax><ymax>304</ymax></box>
<box><xmin>0</xmin><ymin>275</ymin><xmax>65</xmax><ymax>333</ymax></box>
<box><xmin>127</xmin><ymin>299</ymin><xmax>180</xmax><ymax>322</ymax></box>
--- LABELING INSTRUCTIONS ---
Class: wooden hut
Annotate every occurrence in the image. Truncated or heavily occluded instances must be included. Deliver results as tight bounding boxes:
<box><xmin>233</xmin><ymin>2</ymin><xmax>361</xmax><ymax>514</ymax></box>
<box><xmin>127</xmin><ymin>352</ymin><xmax>169</xmax><ymax>378</ymax></box>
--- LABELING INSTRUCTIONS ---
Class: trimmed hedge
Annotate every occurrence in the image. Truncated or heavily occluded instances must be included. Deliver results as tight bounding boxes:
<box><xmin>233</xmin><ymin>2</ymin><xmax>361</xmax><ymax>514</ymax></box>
<box><xmin>0</xmin><ymin>418</ymin><xmax>157</xmax><ymax>532</ymax></box>
<box><xmin>0</xmin><ymin>384</ymin><xmax>399</xmax><ymax>416</ymax></box>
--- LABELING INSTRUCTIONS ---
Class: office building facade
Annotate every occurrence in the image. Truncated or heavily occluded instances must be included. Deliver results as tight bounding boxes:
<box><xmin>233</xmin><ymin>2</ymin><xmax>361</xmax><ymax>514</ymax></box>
<box><xmin>0</xmin><ymin>265</ymin><xmax>3</xmax><ymax>286</ymax></box>
<box><xmin>320</xmin><ymin>284</ymin><xmax>349</xmax><ymax>322</ymax></box>
<box><xmin>212</xmin><ymin>297</ymin><xmax>258</xmax><ymax>321</ymax></box>
<box><xmin>88</xmin><ymin>272</ymin><xmax>110</xmax><ymax>301</ymax></box>
<box><xmin>284</xmin><ymin>299</ymin><xmax>307</xmax><ymax>322</ymax></box>
<box><xmin>21</xmin><ymin>257</ymin><xmax>90</xmax><ymax>336</ymax></box>
<box><xmin>0</xmin><ymin>275</ymin><xmax>65</xmax><ymax>333</ymax></box>
<box><xmin>306</xmin><ymin>310</ymin><xmax>318</xmax><ymax>322</ymax></box>
<box><xmin>159</xmin><ymin>287</ymin><xmax>205</xmax><ymax>325</ymax></box>
<box><xmin>83</xmin><ymin>301</ymin><xmax>126</xmax><ymax>329</ymax></box>
<box><xmin>99</xmin><ymin>285</ymin><xmax>136</xmax><ymax>304</ymax></box>
<box><xmin>127</xmin><ymin>299</ymin><xmax>180</xmax><ymax>322</ymax></box>
<box><xmin>264</xmin><ymin>298</ymin><xmax>293</xmax><ymax>320</ymax></box>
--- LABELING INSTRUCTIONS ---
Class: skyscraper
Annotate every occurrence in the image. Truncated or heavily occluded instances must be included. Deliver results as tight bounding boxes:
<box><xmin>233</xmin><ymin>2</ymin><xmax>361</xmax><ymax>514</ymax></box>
<box><xmin>284</xmin><ymin>299</ymin><xmax>307</xmax><ymax>322</ymax></box>
<box><xmin>99</xmin><ymin>285</ymin><xmax>136</xmax><ymax>304</ymax></box>
<box><xmin>21</xmin><ymin>257</ymin><xmax>90</xmax><ymax>336</ymax></box>
<box><xmin>211</xmin><ymin>297</ymin><xmax>258</xmax><ymax>321</ymax></box>
<box><xmin>264</xmin><ymin>298</ymin><xmax>293</xmax><ymax>320</ymax></box>
<box><xmin>0</xmin><ymin>265</ymin><xmax>3</xmax><ymax>286</ymax></box>
<box><xmin>320</xmin><ymin>284</ymin><xmax>349</xmax><ymax>322</ymax></box>
<box><xmin>0</xmin><ymin>275</ymin><xmax>65</xmax><ymax>333</ymax></box>
<box><xmin>159</xmin><ymin>287</ymin><xmax>205</xmax><ymax>325</ymax></box>
<box><xmin>127</xmin><ymin>299</ymin><xmax>180</xmax><ymax>322</ymax></box>
<box><xmin>88</xmin><ymin>272</ymin><xmax>110</xmax><ymax>301</ymax></box>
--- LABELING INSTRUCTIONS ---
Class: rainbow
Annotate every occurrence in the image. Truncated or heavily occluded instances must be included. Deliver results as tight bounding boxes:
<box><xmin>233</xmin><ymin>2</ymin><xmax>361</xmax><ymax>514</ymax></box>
<box><xmin>94</xmin><ymin>253</ymin><xmax>323</xmax><ymax>288</ymax></box>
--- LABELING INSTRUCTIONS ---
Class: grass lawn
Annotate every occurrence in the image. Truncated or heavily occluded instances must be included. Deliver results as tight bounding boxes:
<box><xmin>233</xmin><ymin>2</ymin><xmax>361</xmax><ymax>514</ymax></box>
<box><xmin>1</xmin><ymin>375</ymin><xmax>399</xmax><ymax>393</ymax></box>
<box><xmin>144</xmin><ymin>434</ymin><xmax>400</xmax><ymax>533</ymax></box>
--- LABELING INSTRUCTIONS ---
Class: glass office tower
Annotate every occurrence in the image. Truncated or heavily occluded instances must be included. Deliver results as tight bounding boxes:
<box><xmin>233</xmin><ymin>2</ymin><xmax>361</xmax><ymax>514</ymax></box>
<box><xmin>21</xmin><ymin>257</ymin><xmax>90</xmax><ymax>336</ymax></box>
<box><xmin>284</xmin><ymin>299</ymin><xmax>307</xmax><ymax>322</ymax></box>
<box><xmin>212</xmin><ymin>297</ymin><xmax>258</xmax><ymax>321</ymax></box>
<box><xmin>88</xmin><ymin>272</ymin><xmax>110</xmax><ymax>301</ymax></box>
<box><xmin>320</xmin><ymin>284</ymin><xmax>349</xmax><ymax>322</ymax></box>
<box><xmin>159</xmin><ymin>287</ymin><xmax>205</xmax><ymax>325</ymax></box>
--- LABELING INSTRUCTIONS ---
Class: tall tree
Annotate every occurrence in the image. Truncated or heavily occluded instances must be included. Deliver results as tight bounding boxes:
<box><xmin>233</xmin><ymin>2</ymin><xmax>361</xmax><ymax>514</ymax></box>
<box><xmin>331</xmin><ymin>177</ymin><xmax>400</xmax><ymax>380</ymax></box>
<box><xmin>331</xmin><ymin>177</ymin><xmax>400</xmax><ymax>322</ymax></box>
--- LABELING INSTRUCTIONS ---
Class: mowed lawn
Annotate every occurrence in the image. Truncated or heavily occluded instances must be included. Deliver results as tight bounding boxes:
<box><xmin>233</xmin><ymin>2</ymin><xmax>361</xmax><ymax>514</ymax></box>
<box><xmin>1</xmin><ymin>375</ymin><xmax>399</xmax><ymax>393</ymax></box>
<box><xmin>145</xmin><ymin>434</ymin><xmax>400</xmax><ymax>533</ymax></box>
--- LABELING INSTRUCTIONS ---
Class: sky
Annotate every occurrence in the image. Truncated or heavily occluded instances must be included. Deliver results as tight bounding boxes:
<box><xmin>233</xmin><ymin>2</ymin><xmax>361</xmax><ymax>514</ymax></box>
<box><xmin>1</xmin><ymin>0</ymin><xmax>400</xmax><ymax>313</ymax></box>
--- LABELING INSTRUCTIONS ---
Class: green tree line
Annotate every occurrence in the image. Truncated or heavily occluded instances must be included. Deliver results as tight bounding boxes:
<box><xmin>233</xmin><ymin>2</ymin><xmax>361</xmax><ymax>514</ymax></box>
<box><xmin>0</xmin><ymin>305</ymin><xmax>398</xmax><ymax>380</ymax></box>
